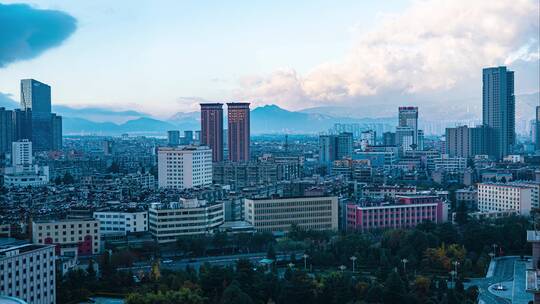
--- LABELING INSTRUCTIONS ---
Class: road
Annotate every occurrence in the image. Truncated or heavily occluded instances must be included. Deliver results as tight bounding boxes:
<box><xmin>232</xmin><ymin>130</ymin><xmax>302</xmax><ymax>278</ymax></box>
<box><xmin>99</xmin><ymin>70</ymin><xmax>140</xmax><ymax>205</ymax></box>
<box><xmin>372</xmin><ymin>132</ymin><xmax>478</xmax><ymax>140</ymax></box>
<box><xmin>466</xmin><ymin>257</ymin><xmax>532</xmax><ymax>304</ymax></box>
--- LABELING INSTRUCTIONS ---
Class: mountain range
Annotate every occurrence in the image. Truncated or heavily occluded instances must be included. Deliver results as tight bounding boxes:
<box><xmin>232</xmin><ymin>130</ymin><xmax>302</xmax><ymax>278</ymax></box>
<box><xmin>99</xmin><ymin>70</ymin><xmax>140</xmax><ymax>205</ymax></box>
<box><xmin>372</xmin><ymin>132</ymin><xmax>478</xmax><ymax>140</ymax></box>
<box><xmin>1</xmin><ymin>91</ymin><xmax>538</xmax><ymax>135</ymax></box>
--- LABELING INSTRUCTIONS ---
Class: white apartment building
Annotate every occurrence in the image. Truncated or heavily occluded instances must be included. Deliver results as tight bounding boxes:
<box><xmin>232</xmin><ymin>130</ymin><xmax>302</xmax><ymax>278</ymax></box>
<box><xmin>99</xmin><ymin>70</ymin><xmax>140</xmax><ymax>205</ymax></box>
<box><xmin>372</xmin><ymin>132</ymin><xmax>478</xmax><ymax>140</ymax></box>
<box><xmin>4</xmin><ymin>140</ymin><xmax>49</xmax><ymax>187</ymax></box>
<box><xmin>32</xmin><ymin>218</ymin><xmax>101</xmax><ymax>256</ymax></box>
<box><xmin>149</xmin><ymin>198</ymin><xmax>224</xmax><ymax>243</ymax></box>
<box><xmin>477</xmin><ymin>183</ymin><xmax>533</xmax><ymax>216</ymax></box>
<box><xmin>12</xmin><ymin>140</ymin><xmax>32</xmax><ymax>168</ymax></box>
<box><xmin>157</xmin><ymin>146</ymin><xmax>212</xmax><ymax>189</ymax></box>
<box><xmin>244</xmin><ymin>196</ymin><xmax>338</xmax><ymax>233</ymax></box>
<box><xmin>0</xmin><ymin>244</ymin><xmax>56</xmax><ymax>304</ymax></box>
<box><xmin>93</xmin><ymin>210</ymin><xmax>148</xmax><ymax>236</ymax></box>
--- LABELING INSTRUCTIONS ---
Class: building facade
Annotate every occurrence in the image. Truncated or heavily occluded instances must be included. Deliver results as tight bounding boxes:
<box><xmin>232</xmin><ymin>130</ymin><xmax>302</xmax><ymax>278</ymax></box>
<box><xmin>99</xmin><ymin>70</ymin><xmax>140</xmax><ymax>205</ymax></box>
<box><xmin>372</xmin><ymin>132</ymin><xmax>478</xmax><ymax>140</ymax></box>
<box><xmin>227</xmin><ymin>102</ymin><xmax>250</xmax><ymax>162</ymax></box>
<box><xmin>148</xmin><ymin>198</ymin><xmax>224</xmax><ymax>243</ymax></box>
<box><xmin>200</xmin><ymin>103</ymin><xmax>224</xmax><ymax>162</ymax></box>
<box><xmin>93</xmin><ymin>210</ymin><xmax>148</xmax><ymax>236</ymax></box>
<box><xmin>477</xmin><ymin>182</ymin><xmax>532</xmax><ymax>215</ymax></box>
<box><xmin>157</xmin><ymin>146</ymin><xmax>212</xmax><ymax>189</ymax></box>
<box><xmin>32</xmin><ymin>218</ymin><xmax>101</xmax><ymax>256</ymax></box>
<box><xmin>0</xmin><ymin>244</ymin><xmax>56</xmax><ymax>304</ymax></box>
<box><xmin>244</xmin><ymin>196</ymin><xmax>338</xmax><ymax>233</ymax></box>
<box><xmin>347</xmin><ymin>195</ymin><xmax>448</xmax><ymax>232</ymax></box>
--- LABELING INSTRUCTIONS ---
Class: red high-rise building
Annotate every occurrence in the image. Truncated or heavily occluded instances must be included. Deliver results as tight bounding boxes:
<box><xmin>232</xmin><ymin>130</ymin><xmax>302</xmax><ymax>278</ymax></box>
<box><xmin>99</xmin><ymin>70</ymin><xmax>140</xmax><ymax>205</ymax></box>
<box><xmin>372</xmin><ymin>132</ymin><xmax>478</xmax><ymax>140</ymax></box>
<box><xmin>200</xmin><ymin>103</ymin><xmax>223</xmax><ymax>162</ymax></box>
<box><xmin>227</xmin><ymin>102</ymin><xmax>250</xmax><ymax>162</ymax></box>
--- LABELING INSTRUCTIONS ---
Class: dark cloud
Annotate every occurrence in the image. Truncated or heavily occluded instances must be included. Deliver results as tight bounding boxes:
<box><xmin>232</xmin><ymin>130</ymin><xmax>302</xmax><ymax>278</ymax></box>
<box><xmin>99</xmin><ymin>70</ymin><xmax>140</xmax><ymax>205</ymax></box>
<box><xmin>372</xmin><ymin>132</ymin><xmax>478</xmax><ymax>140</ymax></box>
<box><xmin>0</xmin><ymin>3</ymin><xmax>76</xmax><ymax>67</ymax></box>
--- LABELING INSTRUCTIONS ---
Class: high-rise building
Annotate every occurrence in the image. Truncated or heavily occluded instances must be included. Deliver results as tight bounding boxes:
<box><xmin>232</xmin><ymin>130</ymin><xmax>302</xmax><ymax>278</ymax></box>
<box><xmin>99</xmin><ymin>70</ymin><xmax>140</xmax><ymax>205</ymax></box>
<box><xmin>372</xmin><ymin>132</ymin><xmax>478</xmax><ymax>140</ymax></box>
<box><xmin>227</xmin><ymin>102</ymin><xmax>250</xmax><ymax>162</ymax></box>
<box><xmin>336</xmin><ymin>132</ymin><xmax>353</xmax><ymax>159</ymax></box>
<box><xmin>12</xmin><ymin>140</ymin><xmax>32</xmax><ymax>168</ymax></box>
<box><xmin>382</xmin><ymin>131</ymin><xmax>396</xmax><ymax>146</ymax></box>
<box><xmin>157</xmin><ymin>146</ymin><xmax>212</xmax><ymax>189</ymax></box>
<box><xmin>183</xmin><ymin>130</ymin><xmax>194</xmax><ymax>145</ymax></box>
<box><xmin>21</xmin><ymin>79</ymin><xmax>53</xmax><ymax>151</ymax></box>
<box><xmin>446</xmin><ymin>125</ymin><xmax>470</xmax><ymax>158</ymax></box>
<box><xmin>51</xmin><ymin>113</ymin><xmax>62</xmax><ymax>150</ymax></box>
<box><xmin>398</xmin><ymin>106</ymin><xmax>418</xmax><ymax>145</ymax></box>
<box><xmin>167</xmin><ymin>130</ymin><xmax>180</xmax><ymax>146</ymax></box>
<box><xmin>396</xmin><ymin>126</ymin><xmax>415</xmax><ymax>152</ymax></box>
<box><xmin>0</xmin><ymin>107</ymin><xmax>14</xmax><ymax>153</ymax></box>
<box><xmin>0</xmin><ymin>244</ymin><xmax>56</xmax><ymax>304</ymax></box>
<box><xmin>13</xmin><ymin>109</ymin><xmax>32</xmax><ymax>141</ymax></box>
<box><xmin>482</xmin><ymin>66</ymin><xmax>515</xmax><ymax>159</ymax></box>
<box><xmin>319</xmin><ymin>135</ymin><xmax>337</xmax><ymax>163</ymax></box>
<box><xmin>200</xmin><ymin>103</ymin><xmax>224</xmax><ymax>162</ymax></box>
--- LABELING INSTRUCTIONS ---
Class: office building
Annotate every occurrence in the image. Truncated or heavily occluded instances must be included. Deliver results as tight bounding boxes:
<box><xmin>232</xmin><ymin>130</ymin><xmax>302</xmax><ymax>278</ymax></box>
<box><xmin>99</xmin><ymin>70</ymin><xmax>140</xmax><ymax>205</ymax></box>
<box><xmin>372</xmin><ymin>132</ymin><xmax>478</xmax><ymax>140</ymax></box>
<box><xmin>148</xmin><ymin>198</ymin><xmax>224</xmax><ymax>243</ymax></box>
<box><xmin>347</xmin><ymin>195</ymin><xmax>448</xmax><ymax>232</ymax></box>
<box><xmin>396</xmin><ymin>126</ymin><xmax>415</xmax><ymax>152</ymax></box>
<box><xmin>167</xmin><ymin>130</ymin><xmax>180</xmax><ymax>146</ymax></box>
<box><xmin>434</xmin><ymin>154</ymin><xmax>467</xmax><ymax>173</ymax></box>
<box><xmin>536</xmin><ymin>106</ymin><xmax>540</xmax><ymax>151</ymax></box>
<box><xmin>398</xmin><ymin>106</ymin><xmax>418</xmax><ymax>145</ymax></box>
<box><xmin>244</xmin><ymin>196</ymin><xmax>338</xmax><ymax>233</ymax></box>
<box><xmin>0</xmin><ymin>244</ymin><xmax>56</xmax><ymax>304</ymax></box>
<box><xmin>482</xmin><ymin>66</ymin><xmax>515</xmax><ymax>159</ymax></box>
<box><xmin>12</xmin><ymin>109</ymin><xmax>32</xmax><ymax>142</ymax></box>
<box><xmin>93</xmin><ymin>210</ymin><xmax>148</xmax><ymax>236</ymax></box>
<box><xmin>51</xmin><ymin>114</ymin><xmax>62</xmax><ymax>150</ymax></box>
<box><xmin>336</xmin><ymin>132</ymin><xmax>353</xmax><ymax>159</ymax></box>
<box><xmin>227</xmin><ymin>102</ymin><xmax>250</xmax><ymax>162</ymax></box>
<box><xmin>383</xmin><ymin>132</ymin><xmax>396</xmax><ymax>146</ymax></box>
<box><xmin>157</xmin><ymin>146</ymin><xmax>212</xmax><ymax>189</ymax></box>
<box><xmin>0</xmin><ymin>107</ymin><xmax>14</xmax><ymax>153</ymax></box>
<box><xmin>446</xmin><ymin>126</ymin><xmax>470</xmax><ymax>158</ymax></box>
<box><xmin>32</xmin><ymin>218</ymin><xmax>101</xmax><ymax>255</ymax></box>
<box><xmin>21</xmin><ymin>79</ymin><xmax>52</xmax><ymax>151</ymax></box>
<box><xmin>477</xmin><ymin>182</ymin><xmax>532</xmax><ymax>216</ymax></box>
<box><xmin>200</xmin><ymin>103</ymin><xmax>224</xmax><ymax>162</ymax></box>
<box><xmin>213</xmin><ymin>160</ymin><xmax>301</xmax><ymax>190</ymax></box>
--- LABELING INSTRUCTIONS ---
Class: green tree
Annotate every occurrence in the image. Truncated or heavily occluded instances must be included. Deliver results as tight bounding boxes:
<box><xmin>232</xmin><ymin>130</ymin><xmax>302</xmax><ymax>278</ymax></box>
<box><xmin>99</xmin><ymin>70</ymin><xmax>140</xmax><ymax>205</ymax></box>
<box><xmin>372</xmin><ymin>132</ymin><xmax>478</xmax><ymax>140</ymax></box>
<box><xmin>221</xmin><ymin>281</ymin><xmax>254</xmax><ymax>304</ymax></box>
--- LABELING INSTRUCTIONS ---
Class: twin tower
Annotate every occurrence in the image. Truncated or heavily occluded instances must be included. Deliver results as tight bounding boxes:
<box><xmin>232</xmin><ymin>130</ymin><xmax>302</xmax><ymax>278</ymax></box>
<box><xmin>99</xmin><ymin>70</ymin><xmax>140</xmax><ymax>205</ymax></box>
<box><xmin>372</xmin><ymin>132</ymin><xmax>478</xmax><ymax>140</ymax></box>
<box><xmin>200</xmin><ymin>102</ymin><xmax>250</xmax><ymax>163</ymax></box>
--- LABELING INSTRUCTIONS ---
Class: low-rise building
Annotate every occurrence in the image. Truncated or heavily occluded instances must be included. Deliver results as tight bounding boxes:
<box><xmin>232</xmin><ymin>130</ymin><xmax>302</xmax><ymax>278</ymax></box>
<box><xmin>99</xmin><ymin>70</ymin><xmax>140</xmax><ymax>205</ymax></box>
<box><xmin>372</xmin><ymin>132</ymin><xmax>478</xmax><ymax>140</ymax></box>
<box><xmin>455</xmin><ymin>188</ymin><xmax>478</xmax><ymax>210</ymax></box>
<box><xmin>148</xmin><ymin>198</ymin><xmax>224</xmax><ymax>243</ymax></box>
<box><xmin>347</xmin><ymin>195</ymin><xmax>448</xmax><ymax>232</ymax></box>
<box><xmin>31</xmin><ymin>218</ymin><xmax>101</xmax><ymax>256</ymax></box>
<box><xmin>93</xmin><ymin>210</ymin><xmax>148</xmax><ymax>236</ymax></box>
<box><xmin>244</xmin><ymin>196</ymin><xmax>338</xmax><ymax>233</ymax></box>
<box><xmin>0</xmin><ymin>244</ymin><xmax>56</xmax><ymax>304</ymax></box>
<box><xmin>477</xmin><ymin>182</ymin><xmax>533</xmax><ymax>216</ymax></box>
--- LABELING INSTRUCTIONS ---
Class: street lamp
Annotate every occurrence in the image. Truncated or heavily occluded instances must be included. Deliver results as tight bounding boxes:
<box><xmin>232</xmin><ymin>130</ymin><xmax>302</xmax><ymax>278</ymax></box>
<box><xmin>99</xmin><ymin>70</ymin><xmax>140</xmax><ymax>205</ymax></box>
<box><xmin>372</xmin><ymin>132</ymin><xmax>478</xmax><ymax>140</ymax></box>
<box><xmin>449</xmin><ymin>270</ymin><xmax>457</xmax><ymax>289</ymax></box>
<box><xmin>492</xmin><ymin>244</ymin><xmax>498</xmax><ymax>257</ymax></box>
<box><xmin>288</xmin><ymin>262</ymin><xmax>295</xmax><ymax>269</ymax></box>
<box><xmin>401</xmin><ymin>258</ymin><xmax>408</xmax><ymax>273</ymax></box>
<box><xmin>350</xmin><ymin>256</ymin><xmax>357</xmax><ymax>273</ymax></box>
<box><xmin>303</xmin><ymin>254</ymin><xmax>309</xmax><ymax>270</ymax></box>
<box><xmin>339</xmin><ymin>265</ymin><xmax>347</xmax><ymax>273</ymax></box>
<box><xmin>452</xmin><ymin>261</ymin><xmax>460</xmax><ymax>274</ymax></box>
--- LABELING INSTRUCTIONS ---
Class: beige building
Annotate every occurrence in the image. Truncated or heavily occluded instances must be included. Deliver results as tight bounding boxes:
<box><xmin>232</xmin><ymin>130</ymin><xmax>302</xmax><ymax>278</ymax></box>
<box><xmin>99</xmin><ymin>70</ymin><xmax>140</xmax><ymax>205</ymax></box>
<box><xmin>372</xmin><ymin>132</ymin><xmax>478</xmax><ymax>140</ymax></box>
<box><xmin>32</xmin><ymin>218</ymin><xmax>100</xmax><ymax>256</ymax></box>
<box><xmin>477</xmin><ymin>183</ymin><xmax>533</xmax><ymax>216</ymax></box>
<box><xmin>244</xmin><ymin>196</ymin><xmax>338</xmax><ymax>233</ymax></box>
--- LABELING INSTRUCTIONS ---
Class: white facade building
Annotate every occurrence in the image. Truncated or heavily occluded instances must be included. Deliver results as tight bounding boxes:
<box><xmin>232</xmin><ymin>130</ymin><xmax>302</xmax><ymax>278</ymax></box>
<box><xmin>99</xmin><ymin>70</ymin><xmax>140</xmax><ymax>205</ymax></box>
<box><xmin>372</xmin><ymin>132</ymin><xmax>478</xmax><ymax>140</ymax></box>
<box><xmin>434</xmin><ymin>154</ymin><xmax>467</xmax><ymax>172</ymax></box>
<box><xmin>93</xmin><ymin>210</ymin><xmax>148</xmax><ymax>236</ymax></box>
<box><xmin>244</xmin><ymin>196</ymin><xmax>339</xmax><ymax>233</ymax></box>
<box><xmin>478</xmin><ymin>183</ymin><xmax>533</xmax><ymax>216</ymax></box>
<box><xmin>0</xmin><ymin>244</ymin><xmax>56</xmax><ymax>304</ymax></box>
<box><xmin>12</xmin><ymin>140</ymin><xmax>32</xmax><ymax>168</ymax></box>
<box><xmin>149</xmin><ymin>198</ymin><xmax>224</xmax><ymax>243</ymax></box>
<box><xmin>157</xmin><ymin>146</ymin><xmax>212</xmax><ymax>189</ymax></box>
<box><xmin>4</xmin><ymin>140</ymin><xmax>49</xmax><ymax>187</ymax></box>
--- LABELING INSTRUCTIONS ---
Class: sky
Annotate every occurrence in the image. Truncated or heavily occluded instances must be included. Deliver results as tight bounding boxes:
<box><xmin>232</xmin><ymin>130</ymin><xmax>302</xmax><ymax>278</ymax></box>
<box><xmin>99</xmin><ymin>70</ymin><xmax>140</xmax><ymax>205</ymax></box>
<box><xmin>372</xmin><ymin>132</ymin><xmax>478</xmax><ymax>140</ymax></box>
<box><xmin>0</xmin><ymin>0</ymin><xmax>538</xmax><ymax>118</ymax></box>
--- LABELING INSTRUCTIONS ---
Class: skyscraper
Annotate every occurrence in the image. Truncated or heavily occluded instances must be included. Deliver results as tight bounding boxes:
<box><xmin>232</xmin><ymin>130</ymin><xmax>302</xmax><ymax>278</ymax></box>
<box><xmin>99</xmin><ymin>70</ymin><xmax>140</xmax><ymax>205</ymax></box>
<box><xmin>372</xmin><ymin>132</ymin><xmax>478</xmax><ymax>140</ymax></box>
<box><xmin>336</xmin><ymin>132</ymin><xmax>353</xmax><ymax>159</ymax></box>
<box><xmin>536</xmin><ymin>106</ymin><xmax>540</xmax><ymax>152</ymax></box>
<box><xmin>446</xmin><ymin>125</ymin><xmax>470</xmax><ymax>158</ymax></box>
<box><xmin>482</xmin><ymin>66</ymin><xmax>515</xmax><ymax>159</ymax></box>
<box><xmin>0</xmin><ymin>107</ymin><xmax>14</xmax><ymax>153</ymax></box>
<box><xmin>200</xmin><ymin>103</ymin><xmax>224</xmax><ymax>162</ymax></box>
<box><xmin>13</xmin><ymin>109</ymin><xmax>32</xmax><ymax>141</ymax></box>
<box><xmin>51</xmin><ymin>113</ymin><xmax>62</xmax><ymax>150</ymax></box>
<box><xmin>227</xmin><ymin>102</ymin><xmax>250</xmax><ymax>162</ymax></box>
<box><xmin>398</xmin><ymin>106</ymin><xmax>418</xmax><ymax>145</ymax></box>
<box><xmin>20</xmin><ymin>79</ymin><xmax>54</xmax><ymax>151</ymax></box>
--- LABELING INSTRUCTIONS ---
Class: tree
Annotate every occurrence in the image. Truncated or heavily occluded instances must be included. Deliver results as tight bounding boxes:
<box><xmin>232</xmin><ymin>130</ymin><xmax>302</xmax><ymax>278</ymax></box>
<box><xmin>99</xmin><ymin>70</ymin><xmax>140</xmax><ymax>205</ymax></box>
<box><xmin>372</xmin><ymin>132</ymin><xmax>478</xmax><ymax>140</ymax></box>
<box><xmin>454</xmin><ymin>201</ymin><xmax>469</xmax><ymax>226</ymax></box>
<box><xmin>108</xmin><ymin>162</ymin><xmax>120</xmax><ymax>173</ymax></box>
<box><xmin>221</xmin><ymin>281</ymin><xmax>254</xmax><ymax>304</ymax></box>
<box><xmin>383</xmin><ymin>271</ymin><xmax>404</xmax><ymax>303</ymax></box>
<box><xmin>266</xmin><ymin>243</ymin><xmax>276</xmax><ymax>260</ymax></box>
<box><xmin>63</xmin><ymin>172</ymin><xmax>75</xmax><ymax>184</ymax></box>
<box><xmin>86</xmin><ymin>258</ymin><xmax>96</xmax><ymax>279</ymax></box>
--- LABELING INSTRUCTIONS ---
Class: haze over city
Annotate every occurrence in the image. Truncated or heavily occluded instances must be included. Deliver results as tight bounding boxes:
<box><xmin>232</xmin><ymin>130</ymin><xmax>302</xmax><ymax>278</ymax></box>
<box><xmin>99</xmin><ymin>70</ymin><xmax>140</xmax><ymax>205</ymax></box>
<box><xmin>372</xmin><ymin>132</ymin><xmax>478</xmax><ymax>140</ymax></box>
<box><xmin>1</xmin><ymin>1</ymin><xmax>540</xmax><ymax>304</ymax></box>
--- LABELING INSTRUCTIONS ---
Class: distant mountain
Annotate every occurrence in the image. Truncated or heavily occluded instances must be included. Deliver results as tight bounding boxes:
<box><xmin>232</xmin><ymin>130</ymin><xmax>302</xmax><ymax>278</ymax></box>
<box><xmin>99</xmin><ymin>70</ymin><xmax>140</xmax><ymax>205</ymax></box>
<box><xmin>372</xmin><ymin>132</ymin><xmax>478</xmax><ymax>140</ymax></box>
<box><xmin>63</xmin><ymin>117</ymin><xmax>176</xmax><ymax>135</ymax></box>
<box><xmin>52</xmin><ymin>105</ymin><xmax>146</xmax><ymax>123</ymax></box>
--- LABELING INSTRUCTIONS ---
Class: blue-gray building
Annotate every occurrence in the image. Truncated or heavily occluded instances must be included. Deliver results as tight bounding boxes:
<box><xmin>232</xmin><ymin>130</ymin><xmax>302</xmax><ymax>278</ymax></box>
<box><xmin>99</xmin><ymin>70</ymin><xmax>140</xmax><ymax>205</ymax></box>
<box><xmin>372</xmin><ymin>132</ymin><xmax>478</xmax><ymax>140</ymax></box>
<box><xmin>482</xmin><ymin>66</ymin><xmax>515</xmax><ymax>159</ymax></box>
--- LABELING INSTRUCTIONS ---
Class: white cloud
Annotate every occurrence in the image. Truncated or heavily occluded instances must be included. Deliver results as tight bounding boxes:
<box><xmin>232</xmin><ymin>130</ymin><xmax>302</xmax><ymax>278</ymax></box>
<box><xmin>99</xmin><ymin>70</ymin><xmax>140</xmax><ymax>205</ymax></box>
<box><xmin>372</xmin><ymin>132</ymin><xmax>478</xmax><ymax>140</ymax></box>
<box><xmin>235</xmin><ymin>0</ymin><xmax>539</xmax><ymax>110</ymax></box>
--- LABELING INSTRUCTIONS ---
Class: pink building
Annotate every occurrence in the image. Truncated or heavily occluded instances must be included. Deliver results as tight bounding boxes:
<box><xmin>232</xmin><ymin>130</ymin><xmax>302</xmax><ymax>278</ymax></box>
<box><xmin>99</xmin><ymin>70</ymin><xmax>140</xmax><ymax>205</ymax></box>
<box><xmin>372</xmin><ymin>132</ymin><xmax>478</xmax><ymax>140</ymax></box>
<box><xmin>347</xmin><ymin>195</ymin><xmax>448</xmax><ymax>232</ymax></box>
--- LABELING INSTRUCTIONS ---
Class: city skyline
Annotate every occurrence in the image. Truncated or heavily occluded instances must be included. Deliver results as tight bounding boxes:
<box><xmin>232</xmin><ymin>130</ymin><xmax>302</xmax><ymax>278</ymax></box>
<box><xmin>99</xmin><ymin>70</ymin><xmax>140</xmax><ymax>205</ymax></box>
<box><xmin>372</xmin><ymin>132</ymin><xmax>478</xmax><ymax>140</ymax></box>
<box><xmin>0</xmin><ymin>0</ymin><xmax>538</xmax><ymax>117</ymax></box>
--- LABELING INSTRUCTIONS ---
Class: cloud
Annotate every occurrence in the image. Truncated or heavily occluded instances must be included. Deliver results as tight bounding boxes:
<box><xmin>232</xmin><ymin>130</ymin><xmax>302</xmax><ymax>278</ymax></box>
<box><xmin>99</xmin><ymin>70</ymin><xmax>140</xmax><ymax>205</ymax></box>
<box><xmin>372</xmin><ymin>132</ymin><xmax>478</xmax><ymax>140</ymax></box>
<box><xmin>0</xmin><ymin>3</ymin><xmax>77</xmax><ymax>67</ymax></box>
<box><xmin>235</xmin><ymin>0</ymin><xmax>539</xmax><ymax>110</ymax></box>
